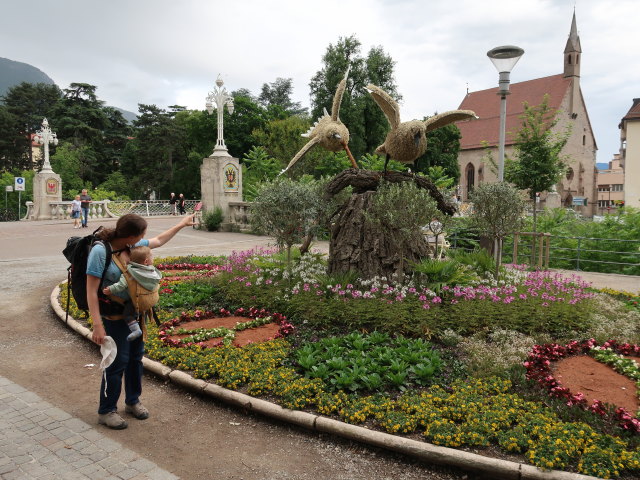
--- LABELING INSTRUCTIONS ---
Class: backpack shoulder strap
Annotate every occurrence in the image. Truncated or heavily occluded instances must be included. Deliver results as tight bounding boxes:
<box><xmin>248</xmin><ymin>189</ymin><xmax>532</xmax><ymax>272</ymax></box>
<box><xmin>93</xmin><ymin>240</ymin><xmax>112</xmax><ymax>287</ymax></box>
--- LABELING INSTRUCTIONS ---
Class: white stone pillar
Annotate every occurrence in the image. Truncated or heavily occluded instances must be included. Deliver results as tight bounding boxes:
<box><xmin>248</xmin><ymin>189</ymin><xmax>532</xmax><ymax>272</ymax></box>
<box><xmin>200</xmin><ymin>154</ymin><xmax>242</xmax><ymax>231</ymax></box>
<box><xmin>31</xmin><ymin>172</ymin><xmax>62</xmax><ymax>220</ymax></box>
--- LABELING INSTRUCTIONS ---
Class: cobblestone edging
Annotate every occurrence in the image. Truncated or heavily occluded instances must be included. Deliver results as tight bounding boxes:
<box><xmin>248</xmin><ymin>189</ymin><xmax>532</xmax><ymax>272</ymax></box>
<box><xmin>50</xmin><ymin>284</ymin><xmax>600</xmax><ymax>480</ymax></box>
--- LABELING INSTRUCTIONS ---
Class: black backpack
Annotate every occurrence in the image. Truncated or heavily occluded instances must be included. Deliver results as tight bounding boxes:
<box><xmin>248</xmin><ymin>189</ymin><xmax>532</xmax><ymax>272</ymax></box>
<box><xmin>62</xmin><ymin>227</ymin><xmax>113</xmax><ymax>322</ymax></box>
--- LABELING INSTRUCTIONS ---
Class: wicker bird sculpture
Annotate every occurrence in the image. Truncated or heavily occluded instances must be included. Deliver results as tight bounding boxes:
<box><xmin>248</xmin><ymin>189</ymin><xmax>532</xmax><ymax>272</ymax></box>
<box><xmin>282</xmin><ymin>68</ymin><xmax>357</xmax><ymax>174</ymax></box>
<box><xmin>366</xmin><ymin>84</ymin><xmax>476</xmax><ymax>171</ymax></box>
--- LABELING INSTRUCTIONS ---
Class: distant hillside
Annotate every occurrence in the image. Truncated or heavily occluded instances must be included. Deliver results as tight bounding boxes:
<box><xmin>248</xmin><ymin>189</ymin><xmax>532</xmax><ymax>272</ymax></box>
<box><xmin>0</xmin><ymin>57</ymin><xmax>55</xmax><ymax>97</ymax></box>
<box><xmin>0</xmin><ymin>57</ymin><xmax>137</xmax><ymax>122</ymax></box>
<box><xmin>115</xmin><ymin>107</ymin><xmax>138</xmax><ymax>123</ymax></box>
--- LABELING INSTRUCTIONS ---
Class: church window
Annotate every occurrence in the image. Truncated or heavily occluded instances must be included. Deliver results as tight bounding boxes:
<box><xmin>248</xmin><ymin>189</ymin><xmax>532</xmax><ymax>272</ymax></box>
<box><xmin>582</xmin><ymin>135</ymin><xmax>586</xmax><ymax>145</ymax></box>
<box><xmin>566</xmin><ymin>168</ymin><xmax>574</xmax><ymax>181</ymax></box>
<box><xmin>465</xmin><ymin>163</ymin><xmax>475</xmax><ymax>198</ymax></box>
<box><xmin>568</xmin><ymin>55</ymin><xmax>572</xmax><ymax>64</ymax></box>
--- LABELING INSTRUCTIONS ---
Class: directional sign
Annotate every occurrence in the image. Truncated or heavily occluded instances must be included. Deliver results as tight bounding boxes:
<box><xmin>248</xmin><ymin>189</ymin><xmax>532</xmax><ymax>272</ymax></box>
<box><xmin>14</xmin><ymin>177</ymin><xmax>25</xmax><ymax>191</ymax></box>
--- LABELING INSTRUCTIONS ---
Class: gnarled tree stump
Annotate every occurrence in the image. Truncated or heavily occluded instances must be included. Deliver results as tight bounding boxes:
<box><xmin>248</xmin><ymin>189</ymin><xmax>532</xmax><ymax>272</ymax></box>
<box><xmin>326</xmin><ymin>169</ymin><xmax>455</xmax><ymax>279</ymax></box>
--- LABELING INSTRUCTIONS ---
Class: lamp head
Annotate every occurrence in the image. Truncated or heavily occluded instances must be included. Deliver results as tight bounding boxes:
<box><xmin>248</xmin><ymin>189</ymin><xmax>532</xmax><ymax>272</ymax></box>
<box><xmin>206</xmin><ymin>101</ymin><xmax>213</xmax><ymax>115</ymax></box>
<box><xmin>487</xmin><ymin>45</ymin><xmax>524</xmax><ymax>73</ymax></box>
<box><xmin>226</xmin><ymin>100</ymin><xmax>234</xmax><ymax>115</ymax></box>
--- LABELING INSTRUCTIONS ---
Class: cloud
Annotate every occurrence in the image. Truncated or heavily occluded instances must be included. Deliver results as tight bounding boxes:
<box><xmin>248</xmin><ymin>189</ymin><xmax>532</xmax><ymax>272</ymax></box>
<box><xmin>1</xmin><ymin>0</ymin><xmax>638</xmax><ymax>160</ymax></box>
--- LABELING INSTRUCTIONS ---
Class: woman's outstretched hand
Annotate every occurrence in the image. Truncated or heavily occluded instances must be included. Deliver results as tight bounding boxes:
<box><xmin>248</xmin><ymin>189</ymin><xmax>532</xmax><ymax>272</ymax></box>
<box><xmin>178</xmin><ymin>214</ymin><xmax>196</xmax><ymax>228</ymax></box>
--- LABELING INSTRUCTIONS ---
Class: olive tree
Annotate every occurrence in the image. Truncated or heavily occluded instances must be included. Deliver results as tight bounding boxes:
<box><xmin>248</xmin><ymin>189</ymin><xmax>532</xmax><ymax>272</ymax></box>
<box><xmin>365</xmin><ymin>181</ymin><xmax>439</xmax><ymax>278</ymax></box>
<box><xmin>470</xmin><ymin>182</ymin><xmax>526</xmax><ymax>277</ymax></box>
<box><xmin>250</xmin><ymin>177</ymin><xmax>325</xmax><ymax>266</ymax></box>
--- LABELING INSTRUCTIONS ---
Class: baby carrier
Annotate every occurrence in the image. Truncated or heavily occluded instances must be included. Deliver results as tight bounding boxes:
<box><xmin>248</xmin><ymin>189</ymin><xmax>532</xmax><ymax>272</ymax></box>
<box><xmin>109</xmin><ymin>253</ymin><xmax>161</xmax><ymax>337</ymax></box>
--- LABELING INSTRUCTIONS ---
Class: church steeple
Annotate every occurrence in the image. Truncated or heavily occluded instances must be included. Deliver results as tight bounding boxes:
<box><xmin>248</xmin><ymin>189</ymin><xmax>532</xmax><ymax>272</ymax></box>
<box><xmin>563</xmin><ymin>11</ymin><xmax>582</xmax><ymax>78</ymax></box>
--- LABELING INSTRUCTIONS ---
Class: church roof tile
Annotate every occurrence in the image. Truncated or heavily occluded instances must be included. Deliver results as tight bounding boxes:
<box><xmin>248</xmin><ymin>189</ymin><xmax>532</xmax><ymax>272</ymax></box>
<box><xmin>455</xmin><ymin>74</ymin><xmax>572</xmax><ymax>150</ymax></box>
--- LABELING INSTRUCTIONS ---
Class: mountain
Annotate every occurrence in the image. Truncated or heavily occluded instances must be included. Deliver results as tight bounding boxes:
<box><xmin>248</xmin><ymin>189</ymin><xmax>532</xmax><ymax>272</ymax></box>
<box><xmin>0</xmin><ymin>57</ymin><xmax>55</xmax><ymax>97</ymax></box>
<box><xmin>0</xmin><ymin>57</ymin><xmax>137</xmax><ymax>122</ymax></box>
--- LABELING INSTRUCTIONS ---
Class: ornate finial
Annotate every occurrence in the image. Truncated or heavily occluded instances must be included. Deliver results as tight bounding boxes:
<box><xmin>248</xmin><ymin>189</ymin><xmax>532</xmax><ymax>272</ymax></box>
<box><xmin>205</xmin><ymin>75</ymin><xmax>234</xmax><ymax>156</ymax></box>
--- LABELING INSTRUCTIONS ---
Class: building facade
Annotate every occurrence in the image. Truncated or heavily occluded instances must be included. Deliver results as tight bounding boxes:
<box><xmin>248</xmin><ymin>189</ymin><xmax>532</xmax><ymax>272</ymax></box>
<box><xmin>619</xmin><ymin>98</ymin><xmax>640</xmax><ymax>209</ymax></box>
<box><xmin>455</xmin><ymin>13</ymin><xmax>598</xmax><ymax>216</ymax></box>
<box><xmin>596</xmin><ymin>154</ymin><xmax>625</xmax><ymax>214</ymax></box>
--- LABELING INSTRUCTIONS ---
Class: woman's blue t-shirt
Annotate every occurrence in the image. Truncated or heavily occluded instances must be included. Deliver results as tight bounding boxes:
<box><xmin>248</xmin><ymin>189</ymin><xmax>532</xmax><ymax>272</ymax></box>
<box><xmin>86</xmin><ymin>239</ymin><xmax>149</xmax><ymax>300</ymax></box>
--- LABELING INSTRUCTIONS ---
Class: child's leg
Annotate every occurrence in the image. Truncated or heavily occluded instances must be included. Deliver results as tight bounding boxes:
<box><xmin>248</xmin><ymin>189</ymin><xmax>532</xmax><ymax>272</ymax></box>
<box><xmin>122</xmin><ymin>302</ymin><xmax>142</xmax><ymax>342</ymax></box>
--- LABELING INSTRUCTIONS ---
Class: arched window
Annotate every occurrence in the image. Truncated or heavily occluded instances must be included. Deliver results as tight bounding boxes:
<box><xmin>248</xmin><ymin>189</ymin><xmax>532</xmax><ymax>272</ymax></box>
<box><xmin>567</xmin><ymin>55</ymin><xmax>572</xmax><ymax>64</ymax></box>
<box><xmin>465</xmin><ymin>163</ymin><xmax>475</xmax><ymax>198</ymax></box>
<box><xmin>566</xmin><ymin>167</ymin><xmax>574</xmax><ymax>181</ymax></box>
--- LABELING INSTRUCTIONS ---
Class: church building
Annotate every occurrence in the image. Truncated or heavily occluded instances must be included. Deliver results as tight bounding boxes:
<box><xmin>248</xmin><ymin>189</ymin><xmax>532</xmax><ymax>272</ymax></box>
<box><xmin>455</xmin><ymin>13</ymin><xmax>598</xmax><ymax>216</ymax></box>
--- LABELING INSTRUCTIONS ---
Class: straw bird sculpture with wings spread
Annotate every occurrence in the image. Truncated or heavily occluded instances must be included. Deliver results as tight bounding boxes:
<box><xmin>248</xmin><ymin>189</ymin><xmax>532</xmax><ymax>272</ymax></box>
<box><xmin>366</xmin><ymin>84</ymin><xmax>476</xmax><ymax>171</ymax></box>
<box><xmin>282</xmin><ymin>68</ymin><xmax>357</xmax><ymax>174</ymax></box>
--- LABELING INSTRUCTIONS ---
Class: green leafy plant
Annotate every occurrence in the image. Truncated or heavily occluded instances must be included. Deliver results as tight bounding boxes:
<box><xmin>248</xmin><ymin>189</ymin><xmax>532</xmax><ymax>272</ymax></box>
<box><xmin>412</xmin><ymin>258</ymin><xmax>478</xmax><ymax>293</ymax></box>
<box><xmin>202</xmin><ymin>207</ymin><xmax>224</xmax><ymax>231</ymax></box>
<box><xmin>294</xmin><ymin>332</ymin><xmax>442</xmax><ymax>393</ymax></box>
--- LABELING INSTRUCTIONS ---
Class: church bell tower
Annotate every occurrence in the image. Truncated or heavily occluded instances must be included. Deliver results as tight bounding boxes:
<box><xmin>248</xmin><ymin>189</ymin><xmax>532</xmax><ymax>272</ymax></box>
<box><xmin>563</xmin><ymin>11</ymin><xmax>582</xmax><ymax>116</ymax></box>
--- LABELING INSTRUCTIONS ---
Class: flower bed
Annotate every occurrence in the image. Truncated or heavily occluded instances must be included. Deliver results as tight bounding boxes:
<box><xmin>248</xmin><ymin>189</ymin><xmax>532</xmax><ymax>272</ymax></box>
<box><xmin>158</xmin><ymin>307</ymin><xmax>294</xmax><ymax>348</ymax></box>
<box><xmin>524</xmin><ymin>339</ymin><xmax>640</xmax><ymax>433</ymax></box>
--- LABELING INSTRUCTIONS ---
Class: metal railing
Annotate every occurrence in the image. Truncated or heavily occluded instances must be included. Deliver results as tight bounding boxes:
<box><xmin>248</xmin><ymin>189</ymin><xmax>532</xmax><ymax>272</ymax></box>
<box><xmin>106</xmin><ymin>200</ymin><xmax>200</xmax><ymax>217</ymax></box>
<box><xmin>447</xmin><ymin>230</ymin><xmax>640</xmax><ymax>275</ymax></box>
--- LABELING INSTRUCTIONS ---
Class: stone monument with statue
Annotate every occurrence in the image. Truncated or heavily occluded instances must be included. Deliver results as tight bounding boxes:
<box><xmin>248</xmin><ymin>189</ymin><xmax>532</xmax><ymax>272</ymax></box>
<box><xmin>29</xmin><ymin>118</ymin><xmax>62</xmax><ymax>220</ymax></box>
<box><xmin>200</xmin><ymin>75</ymin><xmax>242</xmax><ymax>231</ymax></box>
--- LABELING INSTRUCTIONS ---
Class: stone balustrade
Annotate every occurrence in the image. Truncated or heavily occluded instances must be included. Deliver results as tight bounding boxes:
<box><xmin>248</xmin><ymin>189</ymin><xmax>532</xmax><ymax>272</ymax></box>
<box><xmin>228</xmin><ymin>201</ymin><xmax>252</xmax><ymax>231</ymax></box>
<box><xmin>22</xmin><ymin>199</ymin><xmax>254</xmax><ymax>232</ymax></box>
<box><xmin>29</xmin><ymin>200</ymin><xmax>116</xmax><ymax>220</ymax></box>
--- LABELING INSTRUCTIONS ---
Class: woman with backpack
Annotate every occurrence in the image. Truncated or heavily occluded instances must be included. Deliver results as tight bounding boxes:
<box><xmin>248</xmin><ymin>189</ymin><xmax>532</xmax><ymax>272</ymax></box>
<box><xmin>86</xmin><ymin>213</ymin><xmax>195</xmax><ymax>429</ymax></box>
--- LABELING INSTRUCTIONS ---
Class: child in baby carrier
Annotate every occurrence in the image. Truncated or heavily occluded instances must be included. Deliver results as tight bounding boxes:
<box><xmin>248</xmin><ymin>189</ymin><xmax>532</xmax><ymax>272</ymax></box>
<box><xmin>102</xmin><ymin>246</ymin><xmax>162</xmax><ymax>341</ymax></box>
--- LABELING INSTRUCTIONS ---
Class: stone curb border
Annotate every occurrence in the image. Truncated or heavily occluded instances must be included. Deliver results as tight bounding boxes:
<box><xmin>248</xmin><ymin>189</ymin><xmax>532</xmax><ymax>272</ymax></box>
<box><xmin>51</xmin><ymin>284</ymin><xmax>599</xmax><ymax>480</ymax></box>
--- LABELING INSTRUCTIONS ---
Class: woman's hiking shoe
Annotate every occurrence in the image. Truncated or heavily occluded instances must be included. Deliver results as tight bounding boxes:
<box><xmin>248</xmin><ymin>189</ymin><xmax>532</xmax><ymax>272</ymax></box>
<box><xmin>125</xmin><ymin>402</ymin><xmax>149</xmax><ymax>420</ymax></box>
<box><xmin>127</xmin><ymin>322</ymin><xmax>143</xmax><ymax>342</ymax></box>
<box><xmin>98</xmin><ymin>412</ymin><xmax>128</xmax><ymax>429</ymax></box>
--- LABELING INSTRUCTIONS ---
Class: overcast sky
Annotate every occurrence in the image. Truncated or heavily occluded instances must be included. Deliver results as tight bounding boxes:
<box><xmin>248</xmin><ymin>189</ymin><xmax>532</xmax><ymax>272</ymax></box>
<box><xmin>2</xmin><ymin>0</ymin><xmax>638</xmax><ymax>163</ymax></box>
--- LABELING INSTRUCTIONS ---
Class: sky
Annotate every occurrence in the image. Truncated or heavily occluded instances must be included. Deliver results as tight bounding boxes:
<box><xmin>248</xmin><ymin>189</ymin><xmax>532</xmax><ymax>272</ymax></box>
<box><xmin>1</xmin><ymin>0</ymin><xmax>639</xmax><ymax>163</ymax></box>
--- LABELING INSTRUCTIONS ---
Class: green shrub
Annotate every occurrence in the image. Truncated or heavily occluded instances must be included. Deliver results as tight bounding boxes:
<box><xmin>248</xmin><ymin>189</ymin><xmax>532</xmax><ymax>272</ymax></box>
<box><xmin>448</xmin><ymin>248</ymin><xmax>496</xmax><ymax>279</ymax></box>
<box><xmin>412</xmin><ymin>258</ymin><xmax>479</xmax><ymax>293</ymax></box>
<box><xmin>202</xmin><ymin>207</ymin><xmax>224</xmax><ymax>231</ymax></box>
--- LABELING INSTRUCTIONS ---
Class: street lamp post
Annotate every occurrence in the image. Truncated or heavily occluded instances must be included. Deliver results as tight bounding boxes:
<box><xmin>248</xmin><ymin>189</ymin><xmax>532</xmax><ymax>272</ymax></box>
<box><xmin>487</xmin><ymin>45</ymin><xmax>524</xmax><ymax>182</ymax></box>
<box><xmin>33</xmin><ymin>118</ymin><xmax>59</xmax><ymax>172</ymax></box>
<box><xmin>205</xmin><ymin>75</ymin><xmax>235</xmax><ymax>157</ymax></box>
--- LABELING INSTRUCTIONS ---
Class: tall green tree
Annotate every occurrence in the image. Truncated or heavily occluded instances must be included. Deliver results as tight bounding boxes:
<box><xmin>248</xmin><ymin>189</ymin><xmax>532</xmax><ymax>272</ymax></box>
<box><xmin>414</xmin><ymin>122</ymin><xmax>462</xmax><ymax>181</ymax></box>
<box><xmin>122</xmin><ymin>104</ymin><xmax>187</xmax><ymax>198</ymax></box>
<box><xmin>224</xmin><ymin>93</ymin><xmax>268</xmax><ymax>159</ymax></box>
<box><xmin>53</xmin><ymin>83</ymin><xmax>111</xmax><ymax>184</ymax></box>
<box><xmin>50</xmin><ymin>141</ymin><xmax>86</xmax><ymax>197</ymax></box>
<box><xmin>309</xmin><ymin>36</ymin><xmax>399</xmax><ymax>159</ymax></box>
<box><xmin>0</xmin><ymin>82</ymin><xmax>62</xmax><ymax>169</ymax></box>
<box><xmin>505</xmin><ymin>95</ymin><xmax>570</xmax><ymax>232</ymax></box>
<box><xmin>258</xmin><ymin>78</ymin><xmax>307</xmax><ymax>116</ymax></box>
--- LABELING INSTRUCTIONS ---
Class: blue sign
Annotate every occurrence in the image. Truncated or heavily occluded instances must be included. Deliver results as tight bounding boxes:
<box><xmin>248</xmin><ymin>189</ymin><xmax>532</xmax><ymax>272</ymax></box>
<box><xmin>14</xmin><ymin>177</ymin><xmax>25</xmax><ymax>191</ymax></box>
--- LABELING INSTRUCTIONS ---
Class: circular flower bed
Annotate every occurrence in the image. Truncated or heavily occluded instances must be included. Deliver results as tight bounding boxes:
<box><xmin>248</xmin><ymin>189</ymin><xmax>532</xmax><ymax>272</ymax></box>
<box><xmin>524</xmin><ymin>339</ymin><xmax>640</xmax><ymax>433</ymax></box>
<box><xmin>159</xmin><ymin>307</ymin><xmax>294</xmax><ymax>348</ymax></box>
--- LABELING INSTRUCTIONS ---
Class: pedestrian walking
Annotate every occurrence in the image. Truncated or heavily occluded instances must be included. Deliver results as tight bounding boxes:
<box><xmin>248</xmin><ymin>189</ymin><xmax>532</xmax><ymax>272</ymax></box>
<box><xmin>71</xmin><ymin>195</ymin><xmax>82</xmax><ymax>228</ymax></box>
<box><xmin>178</xmin><ymin>193</ymin><xmax>186</xmax><ymax>215</ymax></box>
<box><xmin>169</xmin><ymin>193</ymin><xmax>177</xmax><ymax>215</ymax></box>
<box><xmin>80</xmin><ymin>188</ymin><xmax>92</xmax><ymax>228</ymax></box>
